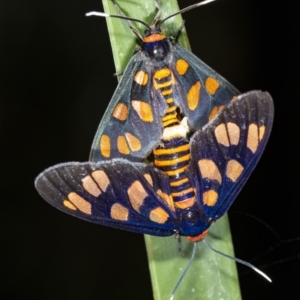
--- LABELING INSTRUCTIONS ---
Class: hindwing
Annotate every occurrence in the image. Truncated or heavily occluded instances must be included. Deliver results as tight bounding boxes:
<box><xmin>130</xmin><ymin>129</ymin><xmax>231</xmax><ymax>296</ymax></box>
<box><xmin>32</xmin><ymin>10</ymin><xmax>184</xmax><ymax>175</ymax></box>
<box><xmin>188</xmin><ymin>91</ymin><xmax>274</xmax><ymax>220</ymax></box>
<box><xmin>35</xmin><ymin>159</ymin><xmax>177</xmax><ymax>236</ymax></box>
<box><xmin>36</xmin><ymin>91</ymin><xmax>274</xmax><ymax>237</ymax></box>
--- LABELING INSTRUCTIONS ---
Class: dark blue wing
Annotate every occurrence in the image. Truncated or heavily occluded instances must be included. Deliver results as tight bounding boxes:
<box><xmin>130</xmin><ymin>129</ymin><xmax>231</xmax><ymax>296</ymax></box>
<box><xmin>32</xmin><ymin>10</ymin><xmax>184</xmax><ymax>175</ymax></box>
<box><xmin>188</xmin><ymin>91</ymin><xmax>274</xmax><ymax>220</ymax></box>
<box><xmin>90</xmin><ymin>43</ymin><xmax>239</xmax><ymax>163</ymax></box>
<box><xmin>171</xmin><ymin>44</ymin><xmax>239</xmax><ymax>130</ymax></box>
<box><xmin>35</xmin><ymin>159</ymin><xmax>177</xmax><ymax>236</ymax></box>
<box><xmin>89</xmin><ymin>54</ymin><xmax>166</xmax><ymax>162</ymax></box>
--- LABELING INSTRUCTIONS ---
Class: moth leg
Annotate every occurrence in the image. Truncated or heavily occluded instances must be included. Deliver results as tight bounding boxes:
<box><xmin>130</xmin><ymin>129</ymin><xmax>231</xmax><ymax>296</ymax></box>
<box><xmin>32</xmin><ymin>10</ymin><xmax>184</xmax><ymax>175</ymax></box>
<box><xmin>113</xmin><ymin>70</ymin><xmax>124</xmax><ymax>77</ymax></box>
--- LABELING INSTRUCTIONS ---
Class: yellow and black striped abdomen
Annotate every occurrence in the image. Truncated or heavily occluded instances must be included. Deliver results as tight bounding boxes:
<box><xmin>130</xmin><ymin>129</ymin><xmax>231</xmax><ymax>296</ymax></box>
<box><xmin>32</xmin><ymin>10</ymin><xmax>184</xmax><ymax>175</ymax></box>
<box><xmin>153</xmin><ymin>138</ymin><xmax>195</xmax><ymax>209</ymax></box>
<box><xmin>153</xmin><ymin>68</ymin><xmax>179</xmax><ymax>128</ymax></box>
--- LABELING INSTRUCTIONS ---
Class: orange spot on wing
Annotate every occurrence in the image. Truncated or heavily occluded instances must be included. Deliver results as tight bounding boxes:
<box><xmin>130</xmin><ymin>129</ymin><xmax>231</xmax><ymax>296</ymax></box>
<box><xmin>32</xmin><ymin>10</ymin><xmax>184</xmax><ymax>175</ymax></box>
<box><xmin>117</xmin><ymin>136</ymin><xmax>130</xmax><ymax>155</ymax></box>
<box><xmin>247</xmin><ymin>123</ymin><xmax>259</xmax><ymax>153</ymax></box>
<box><xmin>82</xmin><ymin>175</ymin><xmax>101</xmax><ymax>197</ymax></box>
<box><xmin>100</xmin><ymin>135</ymin><xmax>110</xmax><ymax>158</ymax></box>
<box><xmin>144</xmin><ymin>174</ymin><xmax>153</xmax><ymax>186</ymax></box>
<box><xmin>68</xmin><ymin>192</ymin><xmax>91</xmax><ymax>215</ymax></box>
<box><xmin>125</xmin><ymin>132</ymin><xmax>141</xmax><ymax>152</ymax></box>
<box><xmin>111</xmin><ymin>203</ymin><xmax>129</xmax><ymax>221</ymax></box>
<box><xmin>209</xmin><ymin>106</ymin><xmax>225</xmax><ymax>121</ymax></box>
<box><xmin>205</xmin><ymin>77</ymin><xmax>220</xmax><ymax>95</ymax></box>
<box><xmin>215</xmin><ymin>123</ymin><xmax>230</xmax><ymax>146</ymax></box>
<box><xmin>227</xmin><ymin>122</ymin><xmax>240</xmax><ymax>145</ymax></box>
<box><xmin>127</xmin><ymin>181</ymin><xmax>148</xmax><ymax>212</ymax></box>
<box><xmin>157</xmin><ymin>189</ymin><xmax>175</xmax><ymax>211</ymax></box>
<box><xmin>63</xmin><ymin>200</ymin><xmax>77</xmax><ymax>210</ymax></box>
<box><xmin>176</xmin><ymin>59</ymin><xmax>189</xmax><ymax>75</ymax></box>
<box><xmin>134</xmin><ymin>70</ymin><xmax>148</xmax><ymax>86</ymax></box>
<box><xmin>91</xmin><ymin>170</ymin><xmax>110</xmax><ymax>193</ymax></box>
<box><xmin>198</xmin><ymin>159</ymin><xmax>222</xmax><ymax>184</ymax></box>
<box><xmin>209</xmin><ymin>106</ymin><xmax>218</xmax><ymax>121</ymax></box>
<box><xmin>131</xmin><ymin>100</ymin><xmax>154</xmax><ymax>122</ymax></box>
<box><xmin>226</xmin><ymin>160</ymin><xmax>244</xmax><ymax>182</ymax></box>
<box><xmin>203</xmin><ymin>190</ymin><xmax>218</xmax><ymax>206</ymax></box>
<box><xmin>112</xmin><ymin>103</ymin><xmax>128</xmax><ymax>121</ymax></box>
<box><xmin>149</xmin><ymin>207</ymin><xmax>169</xmax><ymax>224</ymax></box>
<box><xmin>187</xmin><ymin>81</ymin><xmax>201</xmax><ymax>110</ymax></box>
<box><xmin>259</xmin><ymin>125</ymin><xmax>266</xmax><ymax>141</ymax></box>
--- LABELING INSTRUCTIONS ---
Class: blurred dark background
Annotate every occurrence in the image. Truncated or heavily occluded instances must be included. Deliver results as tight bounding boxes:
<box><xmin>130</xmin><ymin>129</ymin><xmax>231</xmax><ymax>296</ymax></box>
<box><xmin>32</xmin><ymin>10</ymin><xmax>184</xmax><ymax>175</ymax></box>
<box><xmin>1</xmin><ymin>0</ymin><xmax>299</xmax><ymax>299</ymax></box>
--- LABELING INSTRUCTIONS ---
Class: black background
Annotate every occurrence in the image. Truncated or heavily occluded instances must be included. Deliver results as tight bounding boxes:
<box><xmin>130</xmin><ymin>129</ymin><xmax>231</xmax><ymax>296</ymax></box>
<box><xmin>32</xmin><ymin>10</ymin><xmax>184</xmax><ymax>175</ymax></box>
<box><xmin>1</xmin><ymin>0</ymin><xmax>299</xmax><ymax>299</ymax></box>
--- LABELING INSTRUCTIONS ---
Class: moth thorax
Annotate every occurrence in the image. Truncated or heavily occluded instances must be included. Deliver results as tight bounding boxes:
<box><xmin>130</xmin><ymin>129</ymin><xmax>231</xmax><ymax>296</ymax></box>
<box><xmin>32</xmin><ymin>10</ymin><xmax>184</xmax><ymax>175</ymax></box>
<box><xmin>142</xmin><ymin>37</ymin><xmax>170</xmax><ymax>61</ymax></box>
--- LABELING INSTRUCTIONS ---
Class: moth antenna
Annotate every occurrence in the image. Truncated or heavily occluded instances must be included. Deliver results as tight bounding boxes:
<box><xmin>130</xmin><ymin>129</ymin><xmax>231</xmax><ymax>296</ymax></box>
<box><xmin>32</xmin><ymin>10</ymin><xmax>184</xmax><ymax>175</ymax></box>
<box><xmin>151</xmin><ymin>0</ymin><xmax>162</xmax><ymax>27</ymax></box>
<box><xmin>110</xmin><ymin>0</ymin><xmax>132</xmax><ymax>30</ymax></box>
<box><xmin>159</xmin><ymin>0</ymin><xmax>217</xmax><ymax>27</ymax></box>
<box><xmin>203</xmin><ymin>239</ymin><xmax>272</xmax><ymax>282</ymax></box>
<box><xmin>170</xmin><ymin>242</ymin><xmax>197</xmax><ymax>300</ymax></box>
<box><xmin>85</xmin><ymin>11</ymin><xmax>150</xmax><ymax>41</ymax></box>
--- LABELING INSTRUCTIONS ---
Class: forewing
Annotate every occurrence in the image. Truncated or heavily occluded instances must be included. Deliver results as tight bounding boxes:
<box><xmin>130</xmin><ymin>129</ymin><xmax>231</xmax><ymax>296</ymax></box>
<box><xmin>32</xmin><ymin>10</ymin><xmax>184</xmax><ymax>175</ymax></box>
<box><xmin>188</xmin><ymin>91</ymin><xmax>274</xmax><ymax>220</ymax></box>
<box><xmin>171</xmin><ymin>44</ymin><xmax>240</xmax><ymax>130</ymax></box>
<box><xmin>35</xmin><ymin>160</ymin><xmax>177</xmax><ymax>236</ymax></box>
<box><xmin>89</xmin><ymin>54</ymin><xmax>165</xmax><ymax>162</ymax></box>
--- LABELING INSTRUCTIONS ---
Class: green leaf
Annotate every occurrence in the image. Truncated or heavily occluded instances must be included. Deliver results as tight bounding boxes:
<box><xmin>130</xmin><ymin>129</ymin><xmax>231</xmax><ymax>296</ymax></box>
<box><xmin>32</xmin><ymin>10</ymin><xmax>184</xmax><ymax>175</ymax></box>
<box><xmin>102</xmin><ymin>0</ymin><xmax>242</xmax><ymax>299</ymax></box>
<box><xmin>145</xmin><ymin>216</ymin><xmax>242</xmax><ymax>300</ymax></box>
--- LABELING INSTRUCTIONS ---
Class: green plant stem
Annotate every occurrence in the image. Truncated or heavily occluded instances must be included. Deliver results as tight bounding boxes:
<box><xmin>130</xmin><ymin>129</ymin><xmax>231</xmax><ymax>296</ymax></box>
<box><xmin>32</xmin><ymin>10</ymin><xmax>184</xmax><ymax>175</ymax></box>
<box><xmin>102</xmin><ymin>0</ymin><xmax>242</xmax><ymax>299</ymax></box>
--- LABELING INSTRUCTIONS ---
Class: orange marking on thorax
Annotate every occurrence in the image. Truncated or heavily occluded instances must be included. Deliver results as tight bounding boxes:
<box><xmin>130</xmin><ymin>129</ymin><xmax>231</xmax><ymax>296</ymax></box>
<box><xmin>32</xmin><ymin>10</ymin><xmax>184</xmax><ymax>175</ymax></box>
<box><xmin>143</xmin><ymin>34</ymin><xmax>166</xmax><ymax>43</ymax></box>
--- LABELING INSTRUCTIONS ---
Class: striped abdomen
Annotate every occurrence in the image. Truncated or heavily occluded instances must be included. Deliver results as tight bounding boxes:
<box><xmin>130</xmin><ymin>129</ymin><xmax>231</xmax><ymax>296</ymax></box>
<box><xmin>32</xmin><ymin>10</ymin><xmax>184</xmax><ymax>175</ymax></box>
<box><xmin>153</xmin><ymin>68</ymin><xmax>179</xmax><ymax>128</ymax></box>
<box><xmin>153</xmin><ymin>67</ymin><xmax>195</xmax><ymax>210</ymax></box>
<box><xmin>153</xmin><ymin>136</ymin><xmax>195</xmax><ymax>210</ymax></box>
